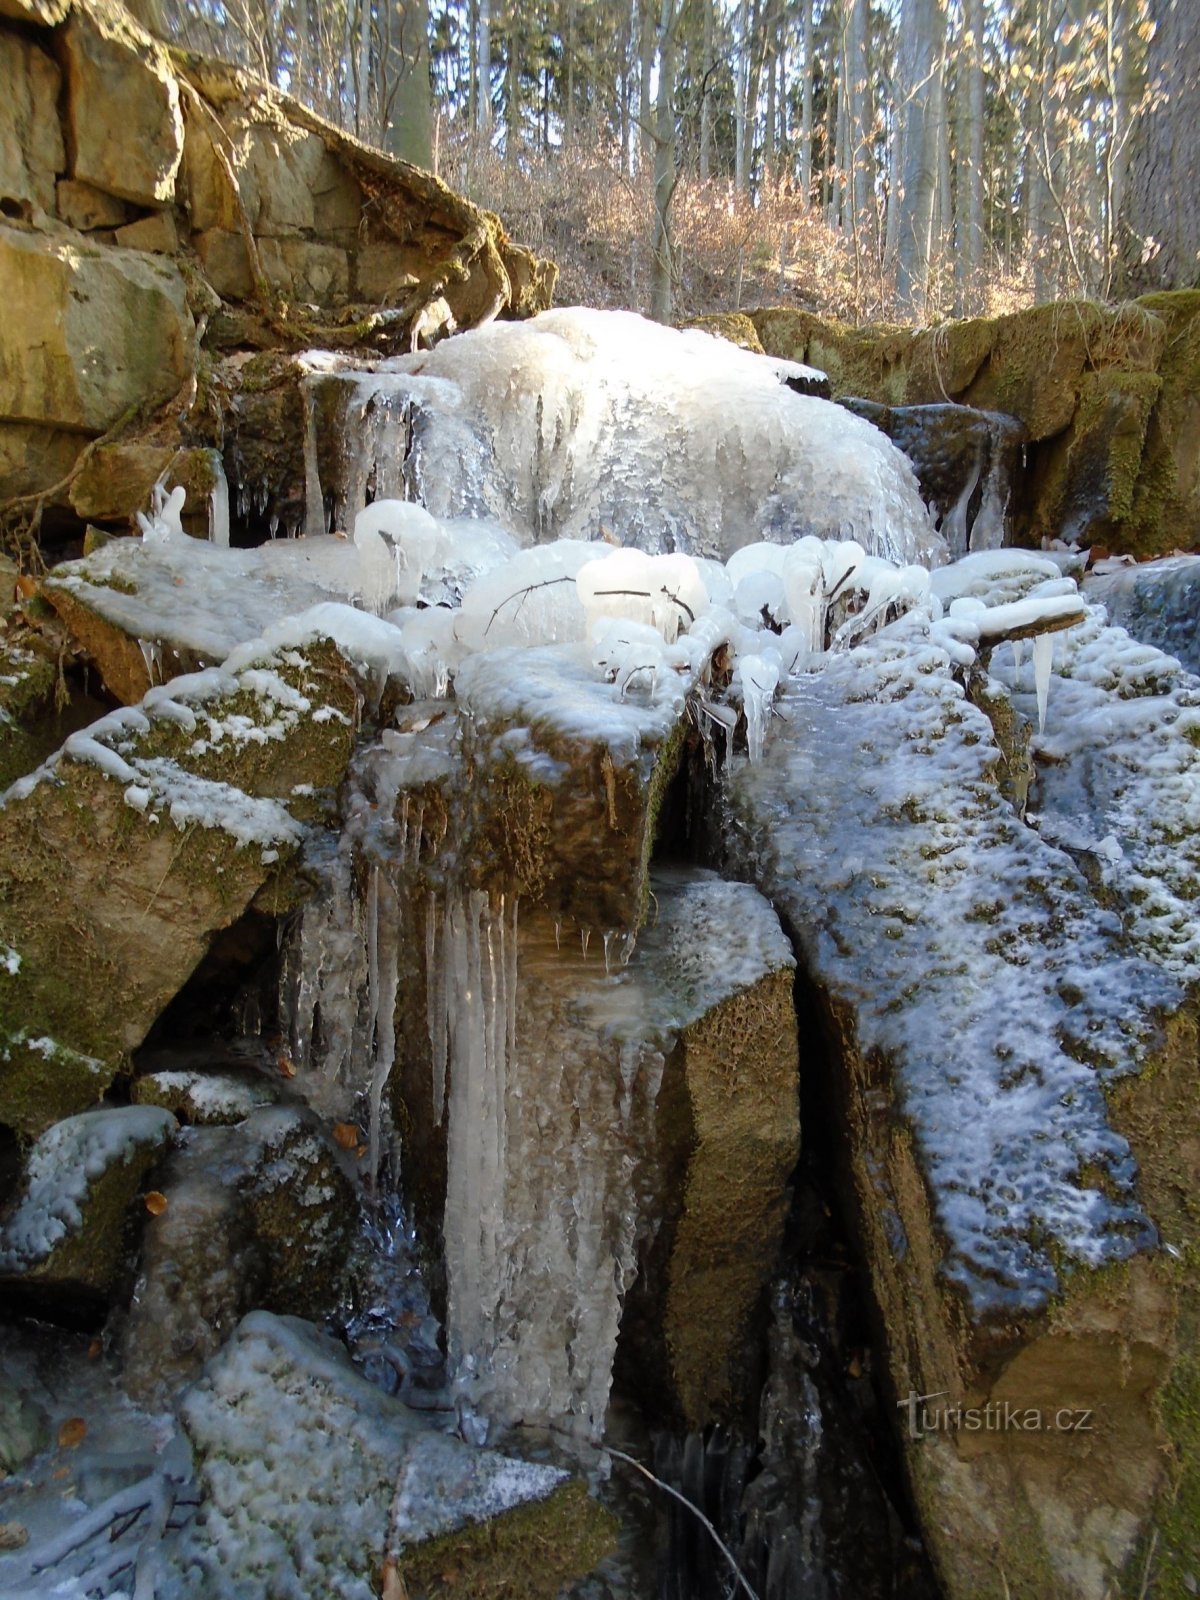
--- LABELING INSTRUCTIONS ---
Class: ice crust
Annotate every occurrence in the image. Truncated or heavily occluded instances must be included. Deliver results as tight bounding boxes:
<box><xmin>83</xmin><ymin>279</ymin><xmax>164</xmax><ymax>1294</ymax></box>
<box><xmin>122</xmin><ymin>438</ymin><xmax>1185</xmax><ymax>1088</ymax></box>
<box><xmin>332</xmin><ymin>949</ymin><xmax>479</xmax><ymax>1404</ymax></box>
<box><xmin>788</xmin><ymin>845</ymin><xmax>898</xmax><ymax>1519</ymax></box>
<box><xmin>0</xmin><ymin>1106</ymin><xmax>177</xmax><ymax>1271</ymax></box>
<box><xmin>167</xmin><ymin>1311</ymin><xmax>568</xmax><ymax>1600</ymax></box>
<box><xmin>1085</xmin><ymin>554</ymin><xmax>1200</xmax><ymax>677</ymax></box>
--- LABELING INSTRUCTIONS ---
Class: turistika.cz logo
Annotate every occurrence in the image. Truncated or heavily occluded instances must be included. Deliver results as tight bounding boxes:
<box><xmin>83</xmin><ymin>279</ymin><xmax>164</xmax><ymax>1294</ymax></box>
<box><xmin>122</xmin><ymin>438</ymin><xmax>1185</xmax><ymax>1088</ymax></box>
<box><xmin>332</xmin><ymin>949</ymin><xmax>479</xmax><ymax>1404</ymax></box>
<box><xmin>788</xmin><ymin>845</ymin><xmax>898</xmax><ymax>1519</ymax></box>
<box><xmin>898</xmin><ymin>1390</ymin><xmax>1095</xmax><ymax>1440</ymax></box>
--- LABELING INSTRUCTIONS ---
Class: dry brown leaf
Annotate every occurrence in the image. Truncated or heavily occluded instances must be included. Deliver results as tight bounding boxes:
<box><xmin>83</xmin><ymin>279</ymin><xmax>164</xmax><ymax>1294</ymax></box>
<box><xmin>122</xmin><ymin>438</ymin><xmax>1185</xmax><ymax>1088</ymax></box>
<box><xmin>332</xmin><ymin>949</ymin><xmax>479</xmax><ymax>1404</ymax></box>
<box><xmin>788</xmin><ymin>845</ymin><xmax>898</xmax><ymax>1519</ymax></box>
<box><xmin>14</xmin><ymin>575</ymin><xmax>37</xmax><ymax>600</ymax></box>
<box><xmin>57</xmin><ymin>1417</ymin><xmax>87</xmax><ymax>1450</ymax></box>
<box><xmin>277</xmin><ymin>1053</ymin><xmax>297</xmax><ymax>1079</ymax></box>
<box><xmin>144</xmin><ymin>1191</ymin><xmax>168</xmax><ymax>1216</ymax></box>
<box><xmin>86</xmin><ymin>1339</ymin><xmax>102</xmax><ymax>1361</ymax></box>
<box><xmin>332</xmin><ymin>1122</ymin><xmax>360</xmax><ymax>1150</ymax></box>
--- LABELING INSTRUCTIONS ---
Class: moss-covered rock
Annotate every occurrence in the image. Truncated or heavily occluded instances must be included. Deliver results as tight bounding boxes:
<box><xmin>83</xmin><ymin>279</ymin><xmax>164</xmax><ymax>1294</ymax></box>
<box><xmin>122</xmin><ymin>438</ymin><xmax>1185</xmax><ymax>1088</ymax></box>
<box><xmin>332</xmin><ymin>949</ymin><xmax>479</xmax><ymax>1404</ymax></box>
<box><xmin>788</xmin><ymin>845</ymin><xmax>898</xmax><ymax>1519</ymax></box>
<box><xmin>0</xmin><ymin>643</ymin><xmax>358</xmax><ymax>1135</ymax></box>
<box><xmin>0</xmin><ymin>1106</ymin><xmax>177</xmax><ymax>1313</ymax></box>
<box><xmin>749</xmin><ymin>293</ymin><xmax>1200</xmax><ymax>556</ymax></box>
<box><xmin>680</xmin><ymin>311</ymin><xmax>767</xmax><ymax>354</ymax></box>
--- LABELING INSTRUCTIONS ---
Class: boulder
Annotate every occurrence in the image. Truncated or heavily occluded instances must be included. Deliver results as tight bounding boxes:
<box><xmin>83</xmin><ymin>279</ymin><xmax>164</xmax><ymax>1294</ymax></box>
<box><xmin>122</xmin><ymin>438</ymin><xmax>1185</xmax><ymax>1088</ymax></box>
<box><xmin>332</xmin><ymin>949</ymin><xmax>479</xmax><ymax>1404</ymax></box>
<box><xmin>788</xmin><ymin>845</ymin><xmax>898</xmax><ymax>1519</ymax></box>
<box><xmin>68</xmin><ymin>441</ymin><xmax>219</xmax><ymax>525</ymax></box>
<box><xmin>55</xmin><ymin>178</ymin><xmax>130</xmax><ymax>232</ymax></box>
<box><xmin>719</xmin><ymin>572</ymin><xmax>1200</xmax><ymax>1599</ymax></box>
<box><xmin>1084</xmin><ymin>554</ymin><xmax>1200</xmax><ymax>677</ymax></box>
<box><xmin>60</xmin><ymin>7</ymin><xmax>184</xmax><ymax>207</ymax></box>
<box><xmin>0</xmin><ymin>34</ymin><xmax>64</xmax><ymax>216</ymax></box>
<box><xmin>121</xmin><ymin>1107</ymin><xmax>357</xmax><ymax>1402</ymax></box>
<box><xmin>0</xmin><ymin>639</ymin><xmax>359</xmax><ymax>1135</ymax></box>
<box><xmin>194</xmin><ymin>228</ymin><xmax>349</xmax><ymax>303</ymax></box>
<box><xmin>169</xmin><ymin>1311</ymin><xmax>615</xmax><ymax>1600</ymax></box>
<box><xmin>0</xmin><ymin>224</ymin><xmax>196</xmax><ymax>435</ymax></box>
<box><xmin>0</xmin><ymin>1106</ymin><xmax>177</xmax><ymax>1310</ymax></box>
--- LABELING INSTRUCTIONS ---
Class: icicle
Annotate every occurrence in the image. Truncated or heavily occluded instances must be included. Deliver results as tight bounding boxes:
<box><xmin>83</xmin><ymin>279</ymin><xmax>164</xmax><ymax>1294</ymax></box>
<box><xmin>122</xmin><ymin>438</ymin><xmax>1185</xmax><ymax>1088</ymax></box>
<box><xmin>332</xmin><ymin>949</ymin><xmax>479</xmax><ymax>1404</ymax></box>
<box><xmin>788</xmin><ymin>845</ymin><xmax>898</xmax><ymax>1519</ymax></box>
<box><xmin>427</xmin><ymin>892</ymin><xmax>448</xmax><ymax>1126</ymax></box>
<box><xmin>409</xmin><ymin>802</ymin><xmax>425</xmax><ymax>869</ymax></box>
<box><xmin>138</xmin><ymin>639</ymin><xmax>161</xmax><ymax>687</ymax></box>
<box><xmin>302</xmin><ymin>380</ymin><xmax>326</xmax><ymax>539</ymax></box>
<box><xmin>580</xmin><ymin>927</ymin><xmax>591</xmax><ymax>961</ymax></box>
<box><xmin>1032</xmin><ymin>632</ymin><xmax>1054</xmax><ymax>733</ymax></box>
<box><xmin>1011</xmin><ymin>637</ymin><xmax>1024</xmax><ymax>681</ymax></box>
<box><xmin>398</xmin><ymin>795</ymin><xmax>410</xmax><ymax>858</ymax></box>
<box><xmin>602</xmin><ymin>930</ymin><xmax>615</xmax><ymax>974</ymax></box>
<box><xmin>554</xmin><ymin>918</ymin><xmax>562</xmax><ymax>951</ymax></box>
<box><xmin>207</xmin><ymin>454</ymin><xmax>231</xmax><ymax>548</ymax></box>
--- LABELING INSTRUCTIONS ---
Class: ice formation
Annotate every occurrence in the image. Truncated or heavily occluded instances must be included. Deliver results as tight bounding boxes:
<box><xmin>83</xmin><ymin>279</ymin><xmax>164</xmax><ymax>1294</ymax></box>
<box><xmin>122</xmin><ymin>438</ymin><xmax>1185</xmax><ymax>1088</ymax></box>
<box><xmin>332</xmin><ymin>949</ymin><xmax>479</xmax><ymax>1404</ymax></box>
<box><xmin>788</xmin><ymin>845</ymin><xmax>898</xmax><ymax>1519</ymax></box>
<box><xmin>305</xmin><ymin>308</ymin><xmax>946</xmax><ymax>565</ymax></box>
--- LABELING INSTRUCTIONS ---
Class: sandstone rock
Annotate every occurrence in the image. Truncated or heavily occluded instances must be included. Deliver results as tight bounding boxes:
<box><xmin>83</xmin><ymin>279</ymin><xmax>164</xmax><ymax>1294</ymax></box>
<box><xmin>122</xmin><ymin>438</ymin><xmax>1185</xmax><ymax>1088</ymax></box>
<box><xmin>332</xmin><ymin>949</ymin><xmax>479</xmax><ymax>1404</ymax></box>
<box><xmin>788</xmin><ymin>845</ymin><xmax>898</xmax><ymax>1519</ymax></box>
<box><xmin>752</xmin><ymin>293</ymin><xmax>1200</xmax><ymax>558</ymax></box>
<box><xmin>170</xmin><ymin>1311</ymin><xmax>615</xmax><ymax>1600</ymax></box>
<box><xmin>0</xmin><ymin>224</ymin><xmax>195</xmax><ymax>434</ymax></box>
<box><xmin>0</xmin><ymin>35</ymin><xmax>64</xmax><ymax>216</ymax></box>
<box><xmin>194</xmin><ymin>227</ymin><xmax>349</xmax><ymax>304</ymax></box>
<box><xmin>60</xmin><ymin>8</ymin><xmax>183</xmax><ymax>207</ymax></box>
<box><xmin>121</xmin><ymin>1108</ymin><xmax>357</xmax><ymax>1402</ymax></box>
<box><xmin>0</xmin><ymin>423</ymin><xmax>87</xmax><ymax>503</ymax></box>
<box><xmin>0</xmin><ymin>1106</ymin><xmax>177</xmax><ymax>1309</ymax></box>
<box><xmin>183</xmin><ymin>115</ymin><xmax>327</xmax><ymax>237</ymax></box>
<box><xmin>0</xmin><ymin>641</ymin><xmax>359</xmax><ymax>1134</ymax></box>
<box><xmin>68</xmin><ymin>441</ymin><xmax>219</xmax><ymax>525</ymax></box>
<box><xmin>353</xmin><ymin>240</ymin><xmax>421</xmax><ymax>304</ymax></box>
<box><xmin>56</xmin><ymin>178</ymin><xmax>130</xmax><ymax>231</ymax></box>
<box><xmin>114</xmin><ymin>210</ymin><xmax>178</xmax><ymax>254</ymax></box>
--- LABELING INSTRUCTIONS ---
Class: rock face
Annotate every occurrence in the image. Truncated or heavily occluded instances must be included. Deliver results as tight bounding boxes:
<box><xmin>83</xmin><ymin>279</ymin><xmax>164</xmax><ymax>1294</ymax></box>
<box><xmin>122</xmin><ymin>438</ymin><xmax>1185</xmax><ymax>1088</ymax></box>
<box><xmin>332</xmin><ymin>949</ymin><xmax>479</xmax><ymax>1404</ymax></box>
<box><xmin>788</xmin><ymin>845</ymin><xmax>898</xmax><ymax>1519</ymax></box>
<box><xmin>0</xmin><ymin>639</ymin><xmax>359</xmax><ymax>1135</ymax></box>
<box><xmin>0</xmin><ymin>34</ymin><xmax>64</xmax><ymax>215</ymax></box>
<box><xmin>60</xmin><ymin>7</ymin><xmax>184</xmax><ymax>206</ymax></box>
<box><xmin>752</xmin><ymin>294</ymin><xmax>1200</xmax><ymax>558</ymax></box>
<box><xmin>0</xmin><ymin>225</ymin><xmax>196</xmax><ymax>434</ymax></box>
<box><xmin>170</xmin><ymin>1311</ymin><xmax>615</xmax><ymax>1600</ymax></box>
<box><xmin>718</xmin><ymin>558</ymin><xmax>1200</xmax><ymax>1599</ymax></box>
<box><xmin>0</xmin><ymin>0</ymin><xmax>555</xmax><ymax>518</ymax></box>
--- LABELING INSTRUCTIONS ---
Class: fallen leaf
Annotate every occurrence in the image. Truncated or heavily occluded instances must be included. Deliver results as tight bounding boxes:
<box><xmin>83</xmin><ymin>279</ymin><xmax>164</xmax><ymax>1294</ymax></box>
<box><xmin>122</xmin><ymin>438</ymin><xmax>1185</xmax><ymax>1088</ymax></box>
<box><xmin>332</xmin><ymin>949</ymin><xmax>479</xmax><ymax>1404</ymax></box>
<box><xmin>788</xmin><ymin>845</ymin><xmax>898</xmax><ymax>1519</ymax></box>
<box><xmin>277</xmin><ymin>1053</ymin><xmax>297</xmax><ymax>1079</ymax></box>
<box><xmin>87</xmin><ymin>1339</ymin><xmax>102</xmax><ymax>1360</ymax></box>
<box><xmin>52</xmin><ymin>1466</ymin><xmax>71</xmax><ymax>1481</ymax></box>
<box><xmin>14</xmin><ymin>575</ymin><xmax>37</xmax><ymax>600</ymax></box>
<box><xmin>355</xmin><ymin>1143</ymin><xmax>369</xmax><ymax>1160</ymax></box>
<box><xmin>57</xmin><ymin>1418</ymin><xmax>87</xmax><ymax>1450</ymax></box>
<box><xmin>332</xmin><ymin>1122</ymin><xmax>360</xmax><ymax>1150</ymax></box>
<box><xmin>0</xmin><ymin>1523</ymin><xmax>28</xmax><ymax>1551</ymax></box>
<box><xmin>144</xmin><ymin>1191</ymin><xmax>168</xmax><ymax>1216</ymax></box>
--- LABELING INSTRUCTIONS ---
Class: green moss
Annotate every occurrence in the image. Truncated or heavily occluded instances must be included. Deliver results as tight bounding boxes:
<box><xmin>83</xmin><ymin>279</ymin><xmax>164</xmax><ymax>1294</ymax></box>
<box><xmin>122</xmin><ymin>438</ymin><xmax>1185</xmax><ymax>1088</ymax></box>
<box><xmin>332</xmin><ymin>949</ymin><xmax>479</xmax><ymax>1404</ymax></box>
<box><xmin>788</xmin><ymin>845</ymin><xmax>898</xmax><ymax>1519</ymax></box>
<box><xmin>388</xmin><ymin>1479</ymin><xmax>617</xmax><ymax>1600</ymax></box>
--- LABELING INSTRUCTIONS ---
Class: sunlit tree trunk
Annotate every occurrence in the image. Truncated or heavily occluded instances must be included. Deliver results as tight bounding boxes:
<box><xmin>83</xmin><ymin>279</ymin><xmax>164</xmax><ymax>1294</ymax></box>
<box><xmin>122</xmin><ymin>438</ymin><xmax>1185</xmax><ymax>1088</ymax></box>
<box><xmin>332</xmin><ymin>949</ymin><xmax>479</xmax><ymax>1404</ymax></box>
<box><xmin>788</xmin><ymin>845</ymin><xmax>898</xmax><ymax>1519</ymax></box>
<box><xmin>650</xmin><ymin>0</ymin><xmax>678</xmax><ymax>322</ymax></box>
<box><xmin>1121</xmin><ymin>0</ymin><xmax>1199</xmax><ymax>290</ymax></box>
<box><xmin>895</xmin><ymin>0</ymin><xmax>946</xmax><ymax>314</ymax></box>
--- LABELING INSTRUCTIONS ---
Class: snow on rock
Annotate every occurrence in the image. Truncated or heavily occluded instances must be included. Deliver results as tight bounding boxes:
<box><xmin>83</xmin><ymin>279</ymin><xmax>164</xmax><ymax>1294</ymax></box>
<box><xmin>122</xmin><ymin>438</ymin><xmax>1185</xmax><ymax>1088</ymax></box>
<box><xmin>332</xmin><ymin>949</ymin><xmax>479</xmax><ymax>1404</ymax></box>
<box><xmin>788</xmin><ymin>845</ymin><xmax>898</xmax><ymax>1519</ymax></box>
<box><xmin>167</xmin><ymin>1310</ymin><xmax>608</xmax><ymax>1600</ymax></box>
<box><xmin>723</xmin><ymin>612</ymin><xmax>1177</xmax><ymax>1316</ymax></box>
<box><xmin>0</xmin><ymin>1106</ymin><xmax>177</xmax><ymax>1284</ymax></box>
<box><xmin>358</xmin><ymin>307</ymin><xmax>946</xmax><ymax>565</ymax></box>
<box><xmin>993</xmin><ymin>604</ymin><xmax>1200</xmax><ymax>979</ymax></box>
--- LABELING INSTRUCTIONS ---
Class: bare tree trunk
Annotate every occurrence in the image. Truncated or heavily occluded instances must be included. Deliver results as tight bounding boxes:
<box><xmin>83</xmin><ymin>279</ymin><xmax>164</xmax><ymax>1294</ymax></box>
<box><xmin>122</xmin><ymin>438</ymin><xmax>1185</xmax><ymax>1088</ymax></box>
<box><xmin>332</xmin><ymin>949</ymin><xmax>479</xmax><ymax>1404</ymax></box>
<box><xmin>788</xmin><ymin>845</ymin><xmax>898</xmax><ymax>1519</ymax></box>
<box><xmin>955</xmin><ymin>0</ymin><xmax>985</xmax><ymax>310</ymax></box>
<box><xmin>1121</xmin><ymin>0</ymin><xmax>1199</xmax><ymax>291</ymax></box>
<box><xmin>639</xmin><ymin>0</ymin><xmax>656</xmax><ymax>172</ymax></box>
<box><xmin>505</xmin><ymin>3</ymin><xmax>520</xmax><ymax>164</ymax></box>
<box><xmin>699</xmin><ymin>0</ymin><xmax>713</xmax><ymax>182</ymax></box>
<box><xmin>650</xmin><ymin>0</ymin><xmax>679</xmax><ymax>322</ymax></box>
<box><xmin>847</xmin><ymin>0</ymin><xmax>874</xmax><ymax>255</ymax></box>
<box><xmin>895</xmin><ymin>0</ymin><xmax>945</xmax><ymax>315</ymax></box>
<box><xmin>478</xmin><ymin>0</ymin><xmax>492</xmax><ymax>131</ymax></box>
<box><xmin>798</xmin><ymin>0</ymin><xmax>813</xmax><ymax>201</ymax></box>
<box><xmin>734</xmin><ymin>0</ymin><xmax>749</xmax><ymax>192</ymax></box>
<box><xmin>383</xmin><ymin>0</ymin><xmax>432</xmax><ymax>167</ymax></box>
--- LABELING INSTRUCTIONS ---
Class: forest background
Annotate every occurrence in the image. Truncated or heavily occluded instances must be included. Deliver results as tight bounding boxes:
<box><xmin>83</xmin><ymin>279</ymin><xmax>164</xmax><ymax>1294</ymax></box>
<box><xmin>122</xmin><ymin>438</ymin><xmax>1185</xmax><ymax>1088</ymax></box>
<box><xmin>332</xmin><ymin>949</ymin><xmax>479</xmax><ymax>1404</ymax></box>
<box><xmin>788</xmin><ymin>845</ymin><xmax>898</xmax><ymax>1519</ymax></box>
<box><xmin>122</xmin><ymin>0</ymin><xmax>1198</xmax><ymax>325</ymax></box>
